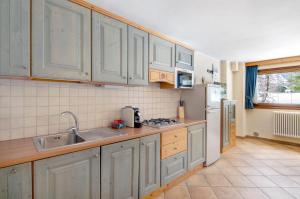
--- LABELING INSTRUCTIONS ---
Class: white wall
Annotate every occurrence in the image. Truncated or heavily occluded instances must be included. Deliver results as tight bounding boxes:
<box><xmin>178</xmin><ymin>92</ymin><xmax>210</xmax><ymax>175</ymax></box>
<box><xmin>194</xmin><ymin>51</ymin><xmax>220</xmax><ymax>84</ymax></box>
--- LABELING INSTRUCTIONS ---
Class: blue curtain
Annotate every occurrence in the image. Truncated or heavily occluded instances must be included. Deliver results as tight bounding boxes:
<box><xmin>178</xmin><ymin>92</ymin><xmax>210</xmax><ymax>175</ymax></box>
<box><xmin>245</xmin><ymin>66</ymin><xmax>258</xmax><ymax>109</ymax></box>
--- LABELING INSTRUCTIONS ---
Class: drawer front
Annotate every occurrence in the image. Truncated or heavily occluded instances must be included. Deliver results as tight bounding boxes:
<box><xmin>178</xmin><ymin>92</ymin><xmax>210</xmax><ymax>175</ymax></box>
<box><xmin>161</xmin><ymin>139</ymin><xmax>187</xmax><ymax>159</ymax></box>
<box><xmin>161</xmin><ymin>128</ymin><xmax>187</xmax><ymax>146</ymax></box>
<box><xmin>161</xmin><ymin>151</ymin><xmax>187</xmax><ymax>185</ymax></box>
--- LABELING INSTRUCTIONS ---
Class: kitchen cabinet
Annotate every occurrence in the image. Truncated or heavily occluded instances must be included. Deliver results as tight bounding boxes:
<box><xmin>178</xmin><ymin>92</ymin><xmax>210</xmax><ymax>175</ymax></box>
<box><xmin>175</xmin><ymin>45</ymin><xmax>194</xmax><ymax>71</ymax></box>
<box><xmin>32</xmin><ymin>0</ymin><xmax>91</xmax><ymax>81</ymax></box>
<box><xmin>0</xmin><ymin>0</ymin><xmax>30</xmax><ymax>77</ymax></box>
<box><xmin>34</xmin><ymin>148</ymin><xmax>100</xmax><ymax>199</ymax></box>
<box><xmin>161</xmin><ymin>151</ymin><xmax>187</xmax><ymax>185</ymax></box>
<box><xmin>221</xmin><ymin>100</ymin><xmax>236</xmax><ymax>152</ymax></box>
<box><xmin>101</xmin><ymin>139</ymin><xmax>139</xmax><ymax>199</ymax></box>
<box><xmin>139</xmin><ymin>134</ymin><xmax>160</xmax><ymax>197</ymax></box>
<box><xmin>92</xmin><ymin>11</ymin><xmax>128</xmax><ymax>84</ymax></box>
<box><xmin>0</xmin><ymin>163</ymin><xmax>32</xmax><ymax>199</ymax></box>
<box><xmin>128</xmin><ymin>26</ymin><xmax>149</xmax><ymax>85</ymax></box>
<box><xmin>149</xmin><ymin>35</ymin><xmax>175</xmax><ymax>72</ymax></box>
<box><xmin>187</xmin><ymin>124</ymin><xmax>206</xmax><ymax>170</ymax></box>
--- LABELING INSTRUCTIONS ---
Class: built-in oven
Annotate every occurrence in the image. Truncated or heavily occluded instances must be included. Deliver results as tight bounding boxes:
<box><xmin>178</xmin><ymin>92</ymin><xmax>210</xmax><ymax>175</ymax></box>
<box><xmin>175</xmin><ymin>68</ymin><xmax>194</xmax><ymax>89</ymax></box>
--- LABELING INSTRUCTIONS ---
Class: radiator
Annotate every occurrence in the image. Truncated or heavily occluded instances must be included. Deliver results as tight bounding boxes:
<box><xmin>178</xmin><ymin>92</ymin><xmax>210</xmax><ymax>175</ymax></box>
<box><xmin>274</xmin><ymin>112</ymin><xmax>300</xmax><ymax>137</ymax></box>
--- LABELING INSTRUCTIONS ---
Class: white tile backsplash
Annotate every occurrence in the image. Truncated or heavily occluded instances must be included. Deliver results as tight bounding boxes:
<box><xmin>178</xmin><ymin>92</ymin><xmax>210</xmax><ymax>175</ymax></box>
<box><xmin>0</xmin><ymin>79</ymin><xmax>180</xmax><ymax>141</ymax></box>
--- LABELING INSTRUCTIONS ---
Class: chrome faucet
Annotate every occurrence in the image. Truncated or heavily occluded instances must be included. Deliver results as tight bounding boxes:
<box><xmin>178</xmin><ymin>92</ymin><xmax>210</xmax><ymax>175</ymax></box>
<box><xmin>60</xmin><ymin>111</ymin><xmax>79</xmax><ymax>136</ymax></box>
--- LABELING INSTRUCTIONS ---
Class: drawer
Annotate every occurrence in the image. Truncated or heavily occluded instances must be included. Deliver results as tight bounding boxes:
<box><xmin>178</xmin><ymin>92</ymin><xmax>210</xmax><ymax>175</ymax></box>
<box><xmin>161</xmin><ymin>139</ymin><xmax>187</xmax><ymax>159</ymax></box>
<box><xmin>161</xmin><ymin>128</ymin><xmax>187</xmax><ymax>146</ymax></box>
<box><xmin>161</xmin><ymin>151</ymin><xmax>187</xmax><ymax>185</ymax></box>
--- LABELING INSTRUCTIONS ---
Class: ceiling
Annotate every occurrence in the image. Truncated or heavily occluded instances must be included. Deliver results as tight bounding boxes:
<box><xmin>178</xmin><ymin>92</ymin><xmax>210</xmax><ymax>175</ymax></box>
<box><xmin>88</xmin><ymin>0</ymin><xmax>300</xmax><ymax>62</ymax></box>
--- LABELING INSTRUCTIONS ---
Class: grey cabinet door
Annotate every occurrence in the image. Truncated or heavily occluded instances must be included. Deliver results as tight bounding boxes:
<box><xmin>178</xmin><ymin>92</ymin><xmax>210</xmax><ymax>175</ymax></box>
<box><xmin>161</xmin><ymin>151</ymin><xmax>187</xmax><ymax>185</ymax></box>
<box><xmin>92</xmin><ymin>11</ymin><xmax>128</xmax><ymax>84</ymax></box>
<box><xmin>223</xmin><ymin>101</ymin><xmax>230</xmax><ymax>147</ymax></box>
<box><xmin>101</xmin><ymin>139</ymin><xmax>139</xmax><ymax>199</ymax></box>
<box><xmin>0</xmin><ymin>163</ymin><xmax>32</xmax><ymax>199</ymax></box>
<box><xmin>34</xmin><ymin>148</ymin><xmax>100</xmax><ymax>199</ymax></box>
<box><xmin>149</xmin><ymin>35</ymin><xmax>175</xmax><ymax>72</ymax></box>
<box><xmin>188</xmin><ymin>124</ymin><xmax>206</xmax><ymax>170</ymax></box>
<box><xmin>0</xmin><ymin>0</ymin><xmax>30</xmax><ymax>77</ymax></box>
<box><xmin>175</xmin><ymin>45</ymin><xmax>194</xmax><ymax>70</ymax></box>
<box><xmin>32</xmin><ymin>0</ymin><xmax>91</xmax><ymax>81</ymax></box>
<box><xmin>139</xmin><ymin>134</ymin><xmax>160</xmax><ymax>197</ymax></box>
<box><xmin>128</xmin><ymin>26</ymin><xmax>149</xmax><ymax>85</ymax></box>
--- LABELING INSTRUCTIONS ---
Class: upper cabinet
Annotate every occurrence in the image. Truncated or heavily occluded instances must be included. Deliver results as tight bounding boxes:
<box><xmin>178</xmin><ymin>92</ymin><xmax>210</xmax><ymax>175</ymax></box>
<box><xmin>149</xmin><ymin>35</ymin><xmax>175</xmax><ymax>73</ymax></box>
<box><xmin>128</xmin><ymin>26</ymin><xmax>149</xmax><ymax>85</ymax></box>
<box><xmin>31</xmin><ymin>0</ymin><xmax>91</xmax><ymax>81</ymax></box>
<box><xmin>176</xmin><ymin>45</ymin><xmax>194</xmax><ymax>71</ymax></box>
<box><xmin>0</xmin><ymin>0</ymin><xmax>30</xmax><ymax>77</ymax></box>
<box><xmin>92</xmin><ymin>12</ymin><xmax>128</xmax><ymax>84</ymax></box>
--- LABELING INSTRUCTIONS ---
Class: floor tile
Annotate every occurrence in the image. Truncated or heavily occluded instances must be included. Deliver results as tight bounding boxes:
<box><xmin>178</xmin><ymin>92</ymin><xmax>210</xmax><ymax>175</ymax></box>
<box><xmin>267</xmin><ymin>175</ymin><xmax>300</xmax><ymax>187</ymax></box>
<box><xmin>188</xmin><ymin>186</ymin><xmax>217</xmax><ymax>199</ymax></box>
<box><xmin>164</xmin><ymin>186</ymin><xmax>190</xmax><ymax>199</ymax></box>
<box><xmin>199</xmin><ymin>165</ymin><xmax>222</xmax><ymax>175</ymax></box>
<box><xmin>289</xmin><ymin>176</ymin><xmax>300</xmax><ymax>184</ymax></box>
<box><xmin>247</xmin><ymin>176</ymin><xmax>277</xmax><ymax>187</ymax></box>
<box><xmin>284</xmin><ymin>188</ymin><xmax>300</xmax><ymax>198</ymax></box>
<box><xmin>225</xmin><ymin>175</ymin><xmax>256</xmax><ymax>187</ymax></box>
<box><xmin>255</xmin><ymin>166</ymin><xmax>281</xmax><ymax>175</ymax></box>
<box><xmin>220</xmin><ymin>167</ymin><xmax>243</xmax><ymax>176</ymax></box>
<box><xmin>205</xmin><ymin>174</ymin><xmax>232</xmax><ymax>187</ymax></box>
<box><xmin>154</xmin><ymin>193</ymin><xmax>164</xmax><ymax>199</ymax></box>
<box><xmin>236</xmin><ymin>188</ymin><xmax>269</xmax><ymax>199</ymax></box>
<box><xmin>273</xmin><ymin>167</ymin><xmax>299</xmax><ymax>175</ymax></box>
<box><xmin>186</xmin><ymin>175</ymin><xmax>209</xmax><ymax>186</ymax></box>
<box><xmin>236</xmin><ymin>167</ymin><xmax>262</xmax><ymax>175</ymax></box>
<box><xmin>261</xmin><ymin>188</ymin><xmax>295</xmax><ymax>199</ymax></box>
<box><xmin>228</xmin><ymin>159</ymin><xmax>250</xmax><ymax>167</ymax></box>
<box><xmin>212</xmin><ymin>187</ymin><xmax>243</xmax><ymax>199</ymax></box>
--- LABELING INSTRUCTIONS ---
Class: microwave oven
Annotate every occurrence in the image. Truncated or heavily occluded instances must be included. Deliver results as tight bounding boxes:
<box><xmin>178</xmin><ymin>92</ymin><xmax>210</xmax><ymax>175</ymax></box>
<box><xmin>175</xmin><ymin>68</ymin><xmax>194</xmax><ymax>89</ymax></box>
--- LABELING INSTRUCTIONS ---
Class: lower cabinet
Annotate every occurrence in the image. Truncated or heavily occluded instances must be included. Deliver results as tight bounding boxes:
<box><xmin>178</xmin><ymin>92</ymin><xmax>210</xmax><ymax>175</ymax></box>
<box><xmin>0</xmin><ymin>163</ymin><xmax>32</xmax><ymax>199</ymax></box>
<box><xmin>187</xmin><ymin>124</ymin><xmax>206</xmax><ymax>170</ymax></box>
<box><xmin>101</xmin><ymin>139</ymin><xmax>139</xmax><ymax>199</ymax></box>
<box><xmin>161</xmin><ymin>151</ymin><xmax>187</xmax><ymax>185</ymax></box>
<box><xmin>34</xmin><ymin>148</ymin><xmax>100</xmax><ymax>199</ymax></box>
<box><xmin>139</xmin><ymin>134</ymin><xmax>160</xmax><ymax>198</ymax></box>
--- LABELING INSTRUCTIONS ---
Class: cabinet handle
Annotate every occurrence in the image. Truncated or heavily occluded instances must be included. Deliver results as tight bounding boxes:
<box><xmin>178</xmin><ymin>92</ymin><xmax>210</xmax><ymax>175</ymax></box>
<box><xmin>94</xmin><ymin>154</ymin><xmax>99</xmax><ymax>158</ymax></box>
<box><xmin>141</xmin><ymin>142</ymin><xmax>145</xmax><ymax>146</ymax></box>
<box><xmin>122</xmin><ymin>76</ymin><xmax>126</xmax><ymax>79</ymax></box>
<box><xmin>22</xmin><ymin>65</ymin><xmax>27</xmax><ymax>69</ymax></box>
<box><xmin>173</xmin><ymin>147</ymin><xmax>177</xmax><ymax>150</ymax></box>
<box><xmin>149</xmin><ymin>62</ymin><xmax>153</xmax><ymax>65</ymax></box>
<box><xmin>10</xmin><ymin>169</ymin><xmax>17</xmax><ymax>174</ymax></box>
<box><xmin>174</xmin><ymin>135</ymin><xmax>178</xmax><ymax>138</ymax></box>
<box><xmin>129</xmin><ymin>77</ymin><xmax>133</xmax><ymax>80</ymax></box>
<box><xmin>120</xmin><ymin>145</ymin><xmax>124</xmax><ymax>148</ymax></box>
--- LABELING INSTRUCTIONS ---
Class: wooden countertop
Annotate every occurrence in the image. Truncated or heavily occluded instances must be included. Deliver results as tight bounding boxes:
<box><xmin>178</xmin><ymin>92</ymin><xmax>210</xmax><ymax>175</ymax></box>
<box><xmin>0</xmin><ymin>119</ymin><xmax>205</xmax><ymax>168</ymax></box>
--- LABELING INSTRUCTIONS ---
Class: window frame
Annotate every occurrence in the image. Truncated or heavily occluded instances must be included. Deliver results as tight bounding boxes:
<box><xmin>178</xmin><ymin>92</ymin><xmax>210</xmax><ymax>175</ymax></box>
<box><xmin>254</xmin><ymin>66</ymin><xmax>300</xmax><ymax>110</ymax></box>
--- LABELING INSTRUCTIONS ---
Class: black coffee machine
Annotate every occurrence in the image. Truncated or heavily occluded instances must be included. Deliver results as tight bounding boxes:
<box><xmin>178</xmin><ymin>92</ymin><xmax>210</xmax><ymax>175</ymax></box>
<box><xmin>121</xmin><ymin>106</ymin><xmax>143</xmax><ymax>128</ymax></box>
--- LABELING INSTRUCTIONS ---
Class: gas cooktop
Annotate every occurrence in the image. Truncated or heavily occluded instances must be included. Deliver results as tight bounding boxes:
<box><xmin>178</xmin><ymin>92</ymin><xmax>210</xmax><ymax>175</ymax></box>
<box><xmin>143</xmin><ymin>118</ymin><xmax>183</xmax><ymax>128</ymax></box>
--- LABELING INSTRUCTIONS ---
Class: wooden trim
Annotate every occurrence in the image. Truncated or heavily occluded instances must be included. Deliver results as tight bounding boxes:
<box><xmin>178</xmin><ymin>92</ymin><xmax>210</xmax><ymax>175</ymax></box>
<box><xmin>69</xmin><ymin>0</ymin><xmax>194</xmax><ymax>50</ymax></box>
<box><xmin>245</xmin><ymin>135</ymin><xmax>300</xmax><ymax>147</ymax></box>
<box><xmin>245</xmin><ymin>55</ymin><xmax>300</xmax><ymax>67</ymax></box>
<box><xmin>254</xmin><ymin>103</ymin><xmax>300</xmax><ymax>110</ymax></box>
<box><xmin>142</xmin><ymin>164</ymin><xmax>204</xmax><ymax>199</ymax></box>
<box><xmin>258</xmin><ymin>65</ymin><xmax>300</xmax><ymax>74</ymax></box>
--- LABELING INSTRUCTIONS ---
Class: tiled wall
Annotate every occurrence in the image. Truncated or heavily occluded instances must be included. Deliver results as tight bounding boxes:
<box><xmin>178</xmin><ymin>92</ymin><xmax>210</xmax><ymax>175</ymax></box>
<box><xmin>0</xmin><ymin>79</ymin><xmax>180</xmax><ymax>141</ymax></box>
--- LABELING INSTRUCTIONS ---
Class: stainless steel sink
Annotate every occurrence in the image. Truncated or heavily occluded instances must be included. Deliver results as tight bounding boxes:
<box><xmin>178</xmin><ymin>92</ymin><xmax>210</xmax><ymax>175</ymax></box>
<box><xmin>79</xmin><ymin>128</ymin><xmax>127</xmax><ymax>141</ymax></box>
<box><xmin>33</xmin><ymin>132</ymin><xmax>85</xmax><ymax>152</ymax></box>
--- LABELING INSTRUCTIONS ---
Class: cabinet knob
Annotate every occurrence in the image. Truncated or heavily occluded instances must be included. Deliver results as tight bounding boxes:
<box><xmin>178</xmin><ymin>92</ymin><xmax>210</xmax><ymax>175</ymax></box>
<box><xmin>149</xmin><ymin>62</ymin><xmax>153</xmax><ymax>65</ymax></box>
<box><xmin>10</xmin><ymin>168</ymin><xmax>17</xmax><ymax>174</ymax></box>
<box><xmin>94</xmin><ymin>154</ymin><xmax>99</xmax><ymax>158</ymax></box>
<box><xmin>84</xmin><ymin>72</ymin><xmax>89</xmax><ymax>76</ymax></box>
<box><xmin>174</xmin><ymin>147</ymin><xmax>177</xmax><ymax>150</ymax></box>
<box><xmin>120</xmin><ymin>145</ymin><xmax>124</xmax><ymax>148</ymax></box>
<box><xmin>174</xmin><ymin>135</ymin><xmax>178</xmax><ymax>138</ymax></box>
<box><xmin>129</xmin><ymin>77</ymin><xmax>133</xmax><ymax>80</ymax></box>
<box><xmin>22</xmin><ymin>65</ymin><xmax>27</xmax><ymax>69</ymax></box>
<box><xmin>122</xmin><ymin>76</ymin><xmax>126</xmax><ymax>79</ymax></box>
<box><xmin>141</xmin><ymin>142</ymin><xmax>145</xmax><ymax>146</ymax></box>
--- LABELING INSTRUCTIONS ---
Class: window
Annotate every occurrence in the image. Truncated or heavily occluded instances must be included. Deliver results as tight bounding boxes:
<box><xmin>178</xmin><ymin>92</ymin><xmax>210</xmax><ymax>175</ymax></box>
<box><xmin>255</xmin><ymin>66</ymin><xmax>300</xmax><ymax>109</ymax></box>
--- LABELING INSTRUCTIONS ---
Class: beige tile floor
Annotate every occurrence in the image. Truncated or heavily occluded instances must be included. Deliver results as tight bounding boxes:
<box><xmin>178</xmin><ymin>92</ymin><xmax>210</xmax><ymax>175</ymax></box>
<box><xmin>155</xmin><ymin>138</ymin><xmax>300</xmax><ymax>199</ymax></box>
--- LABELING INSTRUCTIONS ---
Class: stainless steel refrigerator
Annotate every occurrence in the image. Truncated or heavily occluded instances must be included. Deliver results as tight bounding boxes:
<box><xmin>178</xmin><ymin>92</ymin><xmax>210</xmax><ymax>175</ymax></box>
<box><xmin>181</xmin><ymin>84</ymin><xmax>223</xmax><ymax>166</ymax></box>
